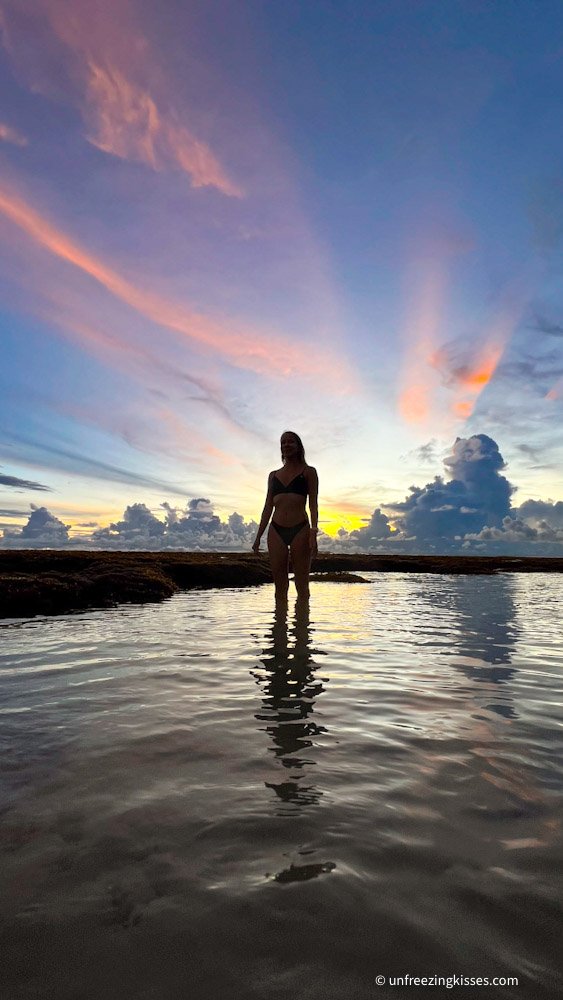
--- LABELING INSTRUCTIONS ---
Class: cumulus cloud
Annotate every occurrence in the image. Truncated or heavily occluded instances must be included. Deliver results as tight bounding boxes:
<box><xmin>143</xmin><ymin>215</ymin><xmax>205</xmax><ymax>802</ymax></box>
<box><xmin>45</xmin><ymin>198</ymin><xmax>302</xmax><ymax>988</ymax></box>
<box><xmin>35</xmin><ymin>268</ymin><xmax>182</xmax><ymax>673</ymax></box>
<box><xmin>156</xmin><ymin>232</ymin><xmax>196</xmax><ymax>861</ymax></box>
<box><xmin>85</xmin><ymin>498</ymin><xmax>260</xmax><ymax>551</ymax></box>
<box><xmin>516</xmin><ymin>499</ymin><xmax>563</xmax><ymax>530</ymax></box>
<box><xmin>462</xmin><ymin>515</ymin><xmax>563</xmax><ymax>555</ymax></box>
<box><xmin>348</xmin><ymin>508</ymin><xmax>392</xmax><ymax>548</ymax></box>
<box><xmin>2</xmin><ymin>434</ymin><xmax>562</xmax><ymax>555</ymax></box>
<box><xmin>384</xmin><ymin>435</ymin><xmax>514</xmax><ymax>545</ymax></box>
<box><xmin>335</xmin><ymin>434</ymin><xmax>562</xmax><ymax>555</ymax></box>
<box><xmin>93</xmin><ymin>503</ymin><xmax>165</xmax><ymax>544</ymax></box>
<box><xmin>15</xmin><ymin>505</ymin><xmax>70</xmax><ymax>545</ymax></box>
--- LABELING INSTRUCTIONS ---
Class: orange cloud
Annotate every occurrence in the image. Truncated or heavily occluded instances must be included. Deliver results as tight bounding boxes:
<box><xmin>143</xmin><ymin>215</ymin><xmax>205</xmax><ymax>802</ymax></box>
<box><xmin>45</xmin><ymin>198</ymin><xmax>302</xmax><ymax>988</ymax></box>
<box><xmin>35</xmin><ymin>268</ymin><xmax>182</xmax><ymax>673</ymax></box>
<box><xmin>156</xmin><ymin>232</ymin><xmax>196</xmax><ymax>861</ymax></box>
<box><xmin>446</xmin><ymin>292</ymin><xmax>529</xmax><ymax>420</ymax></box>
<box><xmin>452</xmin><ymin>400</ymin><xmax>473</xmax><ymax>419</ymax></box>
<box><xmin>0</xmin><ymin>181</ymin><xmax>351</xmax><ymax>389</ymax></box>
<box><xmin>0</xmin><ymin>121</ymin><xmax>28</xmax><ymax>147</ymax></box>
<box><xmin>436</xmin><ymin>341</ymin><xmax>506</xmax><ymax>420</ymax></box>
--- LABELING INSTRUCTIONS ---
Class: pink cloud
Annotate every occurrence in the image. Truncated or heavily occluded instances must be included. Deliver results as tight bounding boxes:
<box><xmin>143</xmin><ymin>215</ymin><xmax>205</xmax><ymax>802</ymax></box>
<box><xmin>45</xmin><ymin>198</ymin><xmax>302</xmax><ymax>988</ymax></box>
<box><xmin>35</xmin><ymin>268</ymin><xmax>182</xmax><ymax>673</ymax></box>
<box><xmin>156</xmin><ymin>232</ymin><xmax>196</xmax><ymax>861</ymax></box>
<box><xmin>0</xmin><ymin>179</ymin><xmax>353</xmax><ymax>391</ymax></box>
<box><xmin>0</xmin><ymin>0</ymin><xmax>241</xmax><ymax>196</ymax></box>
<box><xmin>0</xmin><ymin>121</ymin><xmax>28</xmax><ymax>147</ymax></box>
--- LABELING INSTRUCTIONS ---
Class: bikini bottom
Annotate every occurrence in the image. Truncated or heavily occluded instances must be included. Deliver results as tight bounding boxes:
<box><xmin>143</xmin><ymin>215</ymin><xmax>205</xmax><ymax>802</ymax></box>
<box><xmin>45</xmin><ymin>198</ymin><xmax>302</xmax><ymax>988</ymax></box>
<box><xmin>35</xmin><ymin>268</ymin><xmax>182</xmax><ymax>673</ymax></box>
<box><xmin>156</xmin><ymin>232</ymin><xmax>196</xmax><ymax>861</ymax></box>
<box><xmin>271</xmin><ymin>520</ymin><xmax>309</xmax><ymax>547</ymax></box>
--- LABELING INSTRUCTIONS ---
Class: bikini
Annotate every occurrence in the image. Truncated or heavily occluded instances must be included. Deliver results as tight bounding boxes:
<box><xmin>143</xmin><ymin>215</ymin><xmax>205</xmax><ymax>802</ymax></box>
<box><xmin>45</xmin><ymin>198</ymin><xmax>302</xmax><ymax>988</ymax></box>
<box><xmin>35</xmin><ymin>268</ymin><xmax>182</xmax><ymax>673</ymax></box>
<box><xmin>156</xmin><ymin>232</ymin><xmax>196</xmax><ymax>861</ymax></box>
<box><xmin>271</xmin><ymin>470</ymin><xmax>309</xmax><ymax>546</ymax></box>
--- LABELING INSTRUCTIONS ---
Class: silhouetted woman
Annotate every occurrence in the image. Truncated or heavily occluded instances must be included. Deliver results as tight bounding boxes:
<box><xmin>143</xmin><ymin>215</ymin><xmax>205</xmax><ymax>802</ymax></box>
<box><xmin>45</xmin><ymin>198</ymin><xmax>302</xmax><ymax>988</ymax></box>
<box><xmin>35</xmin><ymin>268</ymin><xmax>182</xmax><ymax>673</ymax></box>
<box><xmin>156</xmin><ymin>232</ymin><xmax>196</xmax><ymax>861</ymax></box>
<box><xmin>252</xmin><ymin>431</ymin><xmax>319</xmax><ymax>603</ymax></box>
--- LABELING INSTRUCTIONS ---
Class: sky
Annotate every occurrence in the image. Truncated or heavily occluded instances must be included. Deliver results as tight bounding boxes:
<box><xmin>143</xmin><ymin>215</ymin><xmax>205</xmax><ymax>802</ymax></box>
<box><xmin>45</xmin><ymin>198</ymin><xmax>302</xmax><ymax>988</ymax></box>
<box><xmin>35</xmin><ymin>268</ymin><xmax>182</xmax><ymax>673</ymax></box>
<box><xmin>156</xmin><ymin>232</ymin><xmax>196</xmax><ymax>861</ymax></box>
<box><xmin>1</xmin><ymin>0</ymin><xmax>563</xmax><ymax>554</ymax></box>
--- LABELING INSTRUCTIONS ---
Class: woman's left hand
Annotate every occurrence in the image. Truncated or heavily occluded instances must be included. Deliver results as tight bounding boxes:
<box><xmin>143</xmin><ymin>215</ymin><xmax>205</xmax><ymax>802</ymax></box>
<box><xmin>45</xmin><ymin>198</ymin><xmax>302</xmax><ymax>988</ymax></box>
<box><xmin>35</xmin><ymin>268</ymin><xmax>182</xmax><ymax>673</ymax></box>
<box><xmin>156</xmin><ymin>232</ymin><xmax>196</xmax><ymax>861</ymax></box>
<box><xmin>309</xmin><ymin>529</ymin><xmax>318</xmax><ymax>554</ymax></box>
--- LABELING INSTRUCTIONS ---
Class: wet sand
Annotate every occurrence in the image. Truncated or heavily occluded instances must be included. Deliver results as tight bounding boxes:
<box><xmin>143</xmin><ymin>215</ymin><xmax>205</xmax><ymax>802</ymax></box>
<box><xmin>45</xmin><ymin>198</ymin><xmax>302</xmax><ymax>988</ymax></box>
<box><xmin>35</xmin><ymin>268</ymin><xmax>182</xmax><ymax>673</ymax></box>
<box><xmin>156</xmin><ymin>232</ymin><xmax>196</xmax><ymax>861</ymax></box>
<box><xmin>1</xmin><ymin>550</ymin><xmax>562</xmax><ymax>619</ymax></box>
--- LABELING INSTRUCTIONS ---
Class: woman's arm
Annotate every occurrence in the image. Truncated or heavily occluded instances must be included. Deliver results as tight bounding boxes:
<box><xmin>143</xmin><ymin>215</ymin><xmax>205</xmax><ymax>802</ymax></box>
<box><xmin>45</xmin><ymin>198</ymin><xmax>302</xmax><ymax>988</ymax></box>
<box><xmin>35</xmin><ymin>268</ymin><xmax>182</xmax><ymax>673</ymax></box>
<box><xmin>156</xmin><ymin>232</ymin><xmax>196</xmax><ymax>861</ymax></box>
<box><xmin>308</xmin><ymin>466</ymin><xmax>319</xmax><ymax>552</ymax></box>
<box><xmin>252</xmin><ymin>472</ymin><xmax>274</xmax><ymax>551</ymax></box>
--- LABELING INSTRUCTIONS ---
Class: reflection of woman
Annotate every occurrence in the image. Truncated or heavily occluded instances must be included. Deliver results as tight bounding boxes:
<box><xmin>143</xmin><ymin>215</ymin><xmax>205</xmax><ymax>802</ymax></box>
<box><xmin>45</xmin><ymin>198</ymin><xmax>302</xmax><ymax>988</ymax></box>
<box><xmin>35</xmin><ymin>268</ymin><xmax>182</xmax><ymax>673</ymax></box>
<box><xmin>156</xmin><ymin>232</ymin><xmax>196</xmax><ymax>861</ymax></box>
<box><xmin>252</xmin><ymin>600</ymin><xmax>327</xmax><ymax>811</ymax></box>
<box><xmin>252</xmin><ymin>430</ymin><xmax>319</xmax><ymax>604</ymax></box>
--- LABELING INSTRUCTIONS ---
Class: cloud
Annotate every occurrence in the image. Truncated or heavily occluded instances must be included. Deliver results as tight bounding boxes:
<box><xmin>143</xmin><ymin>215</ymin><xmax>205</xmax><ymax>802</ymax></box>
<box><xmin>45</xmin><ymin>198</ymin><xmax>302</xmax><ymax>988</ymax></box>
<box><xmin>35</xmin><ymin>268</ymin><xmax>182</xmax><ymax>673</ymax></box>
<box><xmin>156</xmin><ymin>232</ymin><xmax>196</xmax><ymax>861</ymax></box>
<box><xmin>0</xmin><ymin>121</ymin><xmax>28</xmax><ymax>146</ymax></box>
<box><xmin>462</xmin><ymin>515</ymin><xmax>563</xmax><ymax>554</ymax></box>
<box><xmin>527</xmin><ymin>177</ymin><xmax>563</xmax><ymax>254</ymax></box>
<box><xmin>83</xmin><ymin>60</ymin><xmax>242</xmax><ymax>196</ymax></box>
<box><xmin>1</xmin><ymin>431</ymin><xmax>193</xmax><ymax>495</ymax></box>
<box><xmin>1</xmin><ymin>495</ymin><xmax>265</xmax><ymax>551</ymax></box>
<box><xmin>495</xmin><ymin>352</ymin><xmax>563</xmax><ymax>391</ymax></box>
<box><xmin>0</xmin><ymin>181</ymin><xmax>352</xmax><ymax>390</ymax></box>
<box><xmin>348</xmin><ymin>508</ymin><xmax>392</xmax><ymax>548</ymax></box>
<box><xmin>516</xmin><ymin>499</ymin><xmax>563</xmax><ymax>530</ymax></box>
<box><xmin>412</xmin><ymin>440</ymin><xmax>438</xmax><ymax>464</ymax></box>
<box><xmin>384</xmin><ymin>434</ymin><xmax>515</xmax><ymax>544</ymax></box>
<box><xmin>93</xmin><ymin>502</ymin><xmax>165</xmax><ymax>543</ymax></box>
<box><xmin>20</xmin><ymin>504</ymin><xmax>69</xmax><ymax>543</ymax></box>
<box><xmin>0</xmin><ymin>0</ymin><xmax>241</xmax><ymax>196</ymax></box>
<box><xmin>2</xmin><ymin>435</ymin><xmax>562</xmax><ymax>555</ymax></box>
<box><xmin>530</xmin><ymin>314</ymin><xmax>563</xmax><ymax>338</ymax></box>
<box><xmin>0</xmin><ymin>471</ymin><xmax>52</xmax><ymax>491</ymax></box>
<box><xmin>429</xmin><ymin>337</ymin><xmax>506</xmax><ymax>420</ymax></box>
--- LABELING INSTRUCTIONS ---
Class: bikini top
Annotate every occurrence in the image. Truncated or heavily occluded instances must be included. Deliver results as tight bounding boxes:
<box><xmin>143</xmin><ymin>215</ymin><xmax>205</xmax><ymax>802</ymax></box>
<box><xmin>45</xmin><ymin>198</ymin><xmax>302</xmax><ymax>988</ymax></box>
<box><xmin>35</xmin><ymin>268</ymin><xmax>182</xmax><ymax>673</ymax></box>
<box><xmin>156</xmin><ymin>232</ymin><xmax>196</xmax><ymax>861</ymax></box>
<box><xmin>271</xmin><ymin>469</ymin><xmax>308</xmax><ymax>497</ymax></box>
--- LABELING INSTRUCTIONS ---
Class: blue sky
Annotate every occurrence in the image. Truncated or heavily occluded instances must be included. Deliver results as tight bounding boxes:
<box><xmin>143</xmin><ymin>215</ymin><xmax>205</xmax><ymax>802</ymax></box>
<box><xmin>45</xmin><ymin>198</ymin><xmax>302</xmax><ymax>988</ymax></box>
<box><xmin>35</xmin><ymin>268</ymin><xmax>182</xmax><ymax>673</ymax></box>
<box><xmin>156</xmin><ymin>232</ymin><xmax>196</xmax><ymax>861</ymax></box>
<box><xmin>1</xmin><ymin>0</ymin><xmax>563</xmax><ymax>552</ymax></box>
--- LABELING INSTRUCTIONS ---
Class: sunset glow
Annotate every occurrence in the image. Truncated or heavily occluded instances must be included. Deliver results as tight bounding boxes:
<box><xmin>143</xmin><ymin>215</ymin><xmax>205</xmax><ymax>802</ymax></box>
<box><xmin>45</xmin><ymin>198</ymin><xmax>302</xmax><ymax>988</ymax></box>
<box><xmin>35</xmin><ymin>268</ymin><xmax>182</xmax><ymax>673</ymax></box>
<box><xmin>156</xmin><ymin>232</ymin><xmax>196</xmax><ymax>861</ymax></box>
<box><xmin>1</xmin><ymin>0</ymin><xmax>562</xmax><ymax>553</ymax></box>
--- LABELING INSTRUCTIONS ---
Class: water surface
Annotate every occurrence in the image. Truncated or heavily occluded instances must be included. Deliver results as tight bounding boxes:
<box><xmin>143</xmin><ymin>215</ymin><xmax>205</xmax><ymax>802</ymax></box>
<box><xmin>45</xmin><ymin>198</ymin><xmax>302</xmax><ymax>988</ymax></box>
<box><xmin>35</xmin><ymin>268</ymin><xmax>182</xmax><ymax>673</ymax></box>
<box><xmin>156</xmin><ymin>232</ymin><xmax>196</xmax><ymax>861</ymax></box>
<box><xmin>1</xmin><ymin>573</ymin><xmax>562</xmax><ymax>999</ymax></box>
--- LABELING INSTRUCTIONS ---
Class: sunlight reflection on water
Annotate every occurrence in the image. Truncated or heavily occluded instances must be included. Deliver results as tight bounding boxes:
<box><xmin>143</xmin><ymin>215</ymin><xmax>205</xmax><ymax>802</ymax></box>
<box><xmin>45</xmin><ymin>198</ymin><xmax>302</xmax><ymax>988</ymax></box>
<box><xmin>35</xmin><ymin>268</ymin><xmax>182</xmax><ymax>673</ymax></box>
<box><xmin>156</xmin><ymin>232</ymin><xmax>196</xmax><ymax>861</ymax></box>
<box><xmin>1</xmin><ymin>572</ymin><xmax>562</xmax><ymax>999</ymax></box>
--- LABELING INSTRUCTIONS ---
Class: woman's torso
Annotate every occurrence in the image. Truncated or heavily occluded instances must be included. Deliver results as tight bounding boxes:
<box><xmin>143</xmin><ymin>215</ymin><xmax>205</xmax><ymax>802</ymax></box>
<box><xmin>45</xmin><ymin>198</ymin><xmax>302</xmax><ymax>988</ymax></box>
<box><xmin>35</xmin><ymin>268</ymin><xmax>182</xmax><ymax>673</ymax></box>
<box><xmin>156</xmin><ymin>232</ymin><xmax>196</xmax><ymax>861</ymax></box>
<box><xmin>271</xmin><ymin>464</ymin><xmax>309</xmax><ymax>527</ymax></box>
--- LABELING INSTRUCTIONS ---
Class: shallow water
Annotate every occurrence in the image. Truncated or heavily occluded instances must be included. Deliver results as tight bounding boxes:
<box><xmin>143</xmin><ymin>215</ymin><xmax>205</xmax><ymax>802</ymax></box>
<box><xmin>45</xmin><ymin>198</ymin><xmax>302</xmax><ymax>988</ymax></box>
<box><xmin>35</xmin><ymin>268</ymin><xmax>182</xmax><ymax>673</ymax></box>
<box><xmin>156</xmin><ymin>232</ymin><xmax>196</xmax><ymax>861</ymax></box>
<box><xmin>1</xmin><ymin>572</ymin><xmax>562</xmax><ymax>999</ymax></box>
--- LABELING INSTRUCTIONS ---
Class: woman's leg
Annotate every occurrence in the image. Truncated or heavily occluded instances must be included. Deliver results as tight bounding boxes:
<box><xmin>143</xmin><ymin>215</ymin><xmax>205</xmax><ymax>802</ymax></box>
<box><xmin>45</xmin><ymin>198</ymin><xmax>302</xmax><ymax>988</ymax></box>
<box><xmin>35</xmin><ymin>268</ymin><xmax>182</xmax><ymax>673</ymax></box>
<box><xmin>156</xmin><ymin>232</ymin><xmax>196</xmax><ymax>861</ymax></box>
<box><xmin>290</xmin><ymin>523</ymin><xmax>312</xmax><ymax>602</ymax></box>
<box><xmin>267</xmin><ymin>523</ymin><xmax>290</xmax><ymax>603</ymax></box>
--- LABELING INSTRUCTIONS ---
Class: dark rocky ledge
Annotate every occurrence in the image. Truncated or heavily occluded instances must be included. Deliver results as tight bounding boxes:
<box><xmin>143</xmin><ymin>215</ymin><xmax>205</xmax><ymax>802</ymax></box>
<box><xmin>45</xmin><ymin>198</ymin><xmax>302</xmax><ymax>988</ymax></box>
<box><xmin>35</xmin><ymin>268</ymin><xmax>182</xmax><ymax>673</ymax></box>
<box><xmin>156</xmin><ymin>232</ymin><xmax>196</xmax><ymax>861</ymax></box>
<box><xmin>1</xmin><ymin>550</ymin><xmax>562</xmax><ymax>620</ymax></box>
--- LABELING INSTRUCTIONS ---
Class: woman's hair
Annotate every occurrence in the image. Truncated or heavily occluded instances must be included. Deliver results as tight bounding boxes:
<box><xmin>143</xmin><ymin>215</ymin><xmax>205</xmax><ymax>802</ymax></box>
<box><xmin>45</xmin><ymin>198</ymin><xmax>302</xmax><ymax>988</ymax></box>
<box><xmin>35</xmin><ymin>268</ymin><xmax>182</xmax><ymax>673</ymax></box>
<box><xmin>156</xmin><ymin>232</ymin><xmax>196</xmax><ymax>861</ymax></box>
<box><xmin>280</xmin><ymin>430</ymin><xmax>306</xmax><ymax>464</ymax></box>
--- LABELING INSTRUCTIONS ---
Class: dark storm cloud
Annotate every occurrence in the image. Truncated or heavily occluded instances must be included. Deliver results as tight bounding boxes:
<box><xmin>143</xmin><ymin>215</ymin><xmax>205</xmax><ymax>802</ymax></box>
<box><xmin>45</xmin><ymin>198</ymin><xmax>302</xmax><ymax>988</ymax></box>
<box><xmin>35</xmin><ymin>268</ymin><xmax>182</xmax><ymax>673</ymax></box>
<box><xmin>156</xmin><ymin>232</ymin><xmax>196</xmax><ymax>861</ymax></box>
<box><xmin>0</xmin><ymin>471</ymin><xmax>52</xmax><ymax>491</ymax></box>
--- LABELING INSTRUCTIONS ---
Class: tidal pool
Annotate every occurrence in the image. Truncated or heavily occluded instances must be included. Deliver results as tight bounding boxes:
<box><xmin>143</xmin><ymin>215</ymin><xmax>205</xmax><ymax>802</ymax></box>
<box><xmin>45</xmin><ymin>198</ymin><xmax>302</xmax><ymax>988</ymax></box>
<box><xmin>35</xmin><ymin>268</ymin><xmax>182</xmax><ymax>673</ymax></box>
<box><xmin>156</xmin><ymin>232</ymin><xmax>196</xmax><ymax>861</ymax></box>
<box><xmin>1</xmin><ymin>572</ymin><xmax>562</xmax><ymax>999</ymax></box>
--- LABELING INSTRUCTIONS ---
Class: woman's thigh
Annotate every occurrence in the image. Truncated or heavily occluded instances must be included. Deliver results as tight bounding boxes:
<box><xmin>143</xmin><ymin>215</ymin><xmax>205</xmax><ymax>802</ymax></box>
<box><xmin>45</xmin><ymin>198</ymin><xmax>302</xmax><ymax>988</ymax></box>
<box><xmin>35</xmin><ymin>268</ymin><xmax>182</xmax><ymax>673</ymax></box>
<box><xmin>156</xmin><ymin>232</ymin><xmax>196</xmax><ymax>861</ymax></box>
<box><xmin>289</xmin><ymin>523</ymin><xmax>311</xmax><ymax>576</ymax></box>
<box><xmin>267</xmin><ymin>524</ymin><xmax>289</xmax><ymax>576</ymax></box>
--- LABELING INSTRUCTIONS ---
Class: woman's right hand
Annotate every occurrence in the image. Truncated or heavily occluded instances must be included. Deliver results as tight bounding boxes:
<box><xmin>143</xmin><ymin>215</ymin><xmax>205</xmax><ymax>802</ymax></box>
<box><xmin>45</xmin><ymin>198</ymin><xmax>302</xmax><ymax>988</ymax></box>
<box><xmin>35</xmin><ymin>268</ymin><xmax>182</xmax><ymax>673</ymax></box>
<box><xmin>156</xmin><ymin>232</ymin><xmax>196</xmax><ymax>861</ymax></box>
<box><xmin>252</xmin><ymin>538</ymin><xmax>261</xmax><ymax>554</ymax></box>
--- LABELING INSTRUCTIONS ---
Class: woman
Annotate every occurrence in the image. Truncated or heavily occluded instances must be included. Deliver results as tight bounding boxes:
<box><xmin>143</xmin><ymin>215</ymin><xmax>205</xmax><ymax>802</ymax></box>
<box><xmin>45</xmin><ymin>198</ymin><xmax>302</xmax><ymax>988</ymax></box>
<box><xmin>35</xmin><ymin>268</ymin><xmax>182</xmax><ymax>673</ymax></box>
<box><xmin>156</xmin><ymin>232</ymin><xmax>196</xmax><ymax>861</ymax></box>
<box><xmin>252</xmin><ymin>431</ymin><xmax>319</xmax><ymax>603</ymax></box>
